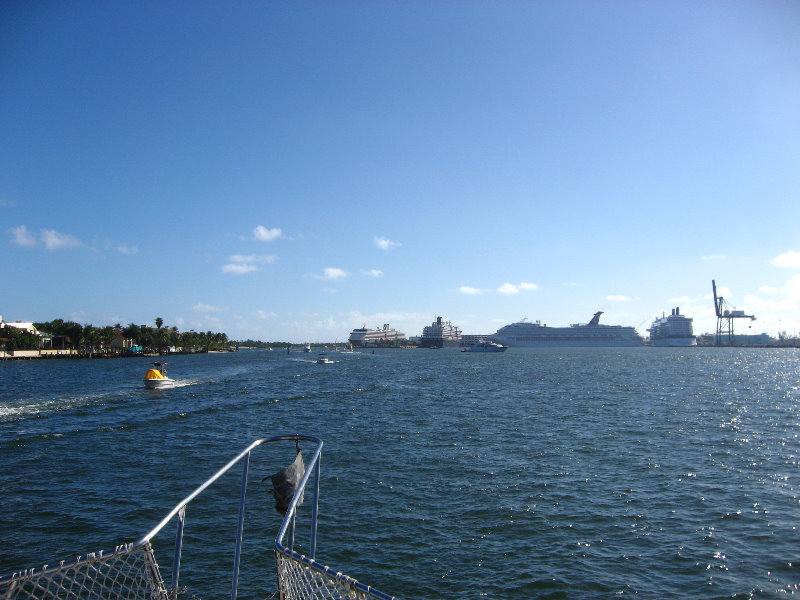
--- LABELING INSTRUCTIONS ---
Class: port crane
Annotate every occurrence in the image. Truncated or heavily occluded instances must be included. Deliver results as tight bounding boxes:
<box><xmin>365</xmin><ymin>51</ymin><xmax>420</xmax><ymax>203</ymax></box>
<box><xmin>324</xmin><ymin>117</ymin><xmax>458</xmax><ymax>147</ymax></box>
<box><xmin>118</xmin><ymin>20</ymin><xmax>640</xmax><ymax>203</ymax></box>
<box><xmin>712</xmin><ymin>279</ymin><xmax>756</xmax><ymax>346</ymax></box>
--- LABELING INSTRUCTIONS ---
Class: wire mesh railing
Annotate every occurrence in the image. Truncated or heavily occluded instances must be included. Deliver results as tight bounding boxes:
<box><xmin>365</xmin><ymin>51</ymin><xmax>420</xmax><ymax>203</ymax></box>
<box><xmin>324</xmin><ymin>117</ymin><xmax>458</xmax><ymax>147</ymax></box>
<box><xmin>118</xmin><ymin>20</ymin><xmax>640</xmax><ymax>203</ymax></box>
<box><xmin>0</xmin><ymin>435</ymin><xmax>394</xmax><ymax>600</ymax></box>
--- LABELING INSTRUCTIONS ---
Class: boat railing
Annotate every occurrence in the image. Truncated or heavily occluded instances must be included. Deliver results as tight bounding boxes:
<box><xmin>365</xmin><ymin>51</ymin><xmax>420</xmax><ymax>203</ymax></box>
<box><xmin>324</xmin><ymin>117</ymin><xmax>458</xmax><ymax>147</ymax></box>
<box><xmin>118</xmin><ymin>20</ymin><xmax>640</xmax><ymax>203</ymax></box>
<box><xmin>0</xmin><ymin>435</ymin><xmax>394</xmax><ymax>600</ymax></box>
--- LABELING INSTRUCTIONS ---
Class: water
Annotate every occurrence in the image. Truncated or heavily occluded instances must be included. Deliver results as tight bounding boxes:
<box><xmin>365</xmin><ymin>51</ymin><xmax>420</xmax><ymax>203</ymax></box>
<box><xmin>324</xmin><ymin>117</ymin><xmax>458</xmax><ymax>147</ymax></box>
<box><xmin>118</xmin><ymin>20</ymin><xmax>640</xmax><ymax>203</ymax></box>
<box><xmin>2</xmin><ymin>348</ymin><xmax>799</xmax><ymax>598</ymax></box>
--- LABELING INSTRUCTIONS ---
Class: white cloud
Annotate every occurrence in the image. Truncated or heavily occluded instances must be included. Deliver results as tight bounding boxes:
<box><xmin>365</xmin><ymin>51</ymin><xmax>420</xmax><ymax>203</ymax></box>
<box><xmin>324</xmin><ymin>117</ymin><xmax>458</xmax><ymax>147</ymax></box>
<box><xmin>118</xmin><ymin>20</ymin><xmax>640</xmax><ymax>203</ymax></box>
<box><xmin>222</xmin><ymin>263</ymin><xmax>259</xmax><ymax>274</ymax></box>
<box><xmin>374</xmin><ymin>236</ymin><xmax>400</xmax><ymax>251</ymax></box>
<box><xmin>702</xmin><ymin>254</ymin><xmax>727</xmax><ymax>261</ymax></box>
<box><xmin>459</xmin><ymin>286</ymin><xmax>483</xmax><ymax>295</ymax></box>
<box><xmin>744</xmin><ymin>294</ymin><xmax>795</xmax><ymax>312</ymax></box>
<box><xmin>193</xmin><ymin>302</ymin><xmax>226</xmax><ymax>313</ymax></box>
<box><xmin>361</xmin><ymin>269</ymin><xmax>384</xmax><ymax>278</ymax></box>
<box><xmin>759</xmin><ymin>285</ymin><xmax>779</xmax><ymax>294</ymax></box>
<box><xmin>222</xmin><ymin>253</ymin><xmax>277</xmax><ymax>274</ymax></box>
<box><xmin>116</xmin><ymin>244</ymin><xmax>139</xmax><ymax>255</ymax></box>
<box><xmin>253</xmin><ymin>225</ymin><xmax>282</xmax><ymax>242</ymax></box>
<box><xmin>498</xmin><ymin>283</ymin><xmax>519</xmax><ymax>295</ymax></box>
<box><xmin>254</xmin><ymin>310</ymin><xmax>278</xmax><ymax>319</ymax></box>
<box><xmin>41</xmin><ymin>229</ymin><xmax>82</xmax><ymax>250</ymax></box>
<box><xmin>786</xmin><ymin>274</ymin><xmax>800</xmax><ymax>300</ymax></box>
<box><xmin>10</xmin><ymin>225</ymin><xmax>36</xmax><ymax>247</ymax></box>
<box><xmin>312</xmin><ymin>267</ymin><xmax>348</xmax><ymax>280</ymax></box>
<box><xmin>519</xmin><ymin>282</ymin><xmax>539</xmax><ymax>291</ymax></box>
<box><xmin>606</xmin><ymin>295</ymin><xmax>632</xmax><ymax>302</ymax></box>
<box><xmin>771</xmin><ymin>251</ymin><xmax>800</xmax><ymax>269</ymax></box>
<box><xmin>231</xmin><ymin>253</ymin><xmax>277</xmax><ymax>264</ymax></box>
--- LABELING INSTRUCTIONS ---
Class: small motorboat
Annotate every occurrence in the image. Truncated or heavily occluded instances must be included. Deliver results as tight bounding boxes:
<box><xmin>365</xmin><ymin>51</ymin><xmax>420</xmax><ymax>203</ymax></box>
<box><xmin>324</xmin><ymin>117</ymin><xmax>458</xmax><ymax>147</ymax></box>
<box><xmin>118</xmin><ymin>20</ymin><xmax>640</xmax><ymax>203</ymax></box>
<box><xmin>462</xmin><ymin>341</ymin><xmax>507</xmax><ymax>353</ymax></box>
<box><xmin>315</xmin><ymin>353</ymin><xmax>333</xmax><ymax>364</ymax></box>
<box><xmin>303</xmin><ymin>344</ymin><xmax>311</xmax><ymax>353</ymax></box>
<box><xmin>144</xmin><ymin>362</ymin><xmax>175</xmax><ymax>389</ymax></box>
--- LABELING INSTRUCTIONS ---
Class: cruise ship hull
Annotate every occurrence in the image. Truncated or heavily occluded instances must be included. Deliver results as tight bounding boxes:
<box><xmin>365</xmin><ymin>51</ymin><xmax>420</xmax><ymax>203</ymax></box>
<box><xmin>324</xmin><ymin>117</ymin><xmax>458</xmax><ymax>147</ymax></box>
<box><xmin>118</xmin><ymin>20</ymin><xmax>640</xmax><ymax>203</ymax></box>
<box><xmin>648</xmin><ymin>308</ymin><xmax>695</xmax><ymax>348</ymax></box>
<box><xmin>419</xmin><ymin>316</ymin><xmax>462</xmax><ymax>348</ymax></box>
<box><xmin>419</xmin><ymin>338</ymin><xmax>461</xmax><ymax>349</ymax></box>
<box><xmin>492</xmin><ymin>337</ymin><xmax>643</xmax><ymax>348</ymax></box>
<box><xmin>493</xmin><ymin>314</ymin><xmax>644</xmax><ymax>348</ymax></box>
<box><xmin>650</xmin><ymin>337</ymin><xmax>697</xmax><ymax>347</ymax></box>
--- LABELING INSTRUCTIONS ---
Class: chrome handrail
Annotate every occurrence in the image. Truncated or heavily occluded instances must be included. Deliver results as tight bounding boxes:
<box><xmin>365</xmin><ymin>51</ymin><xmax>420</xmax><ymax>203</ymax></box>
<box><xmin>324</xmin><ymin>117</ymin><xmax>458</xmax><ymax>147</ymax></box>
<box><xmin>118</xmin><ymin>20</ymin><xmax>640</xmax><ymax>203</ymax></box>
<box><xmin>1</xmin><ymin>434</ymin><xmax>394</xmax><ymax>600</ymax></box>
<box><xmin>133</xmin><ymin>435</ymin><xmax>324</xmax><ymax>600</ymax></box>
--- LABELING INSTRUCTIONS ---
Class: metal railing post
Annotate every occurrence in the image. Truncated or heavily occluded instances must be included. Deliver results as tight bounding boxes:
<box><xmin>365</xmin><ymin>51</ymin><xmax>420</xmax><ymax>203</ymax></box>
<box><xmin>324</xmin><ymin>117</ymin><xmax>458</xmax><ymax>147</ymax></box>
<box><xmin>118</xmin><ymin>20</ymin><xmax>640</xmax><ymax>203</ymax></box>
<box><xmin>170</xmin><ymin>506</ymin><xmax>186</xmax><ymax>594</ymax></box>
<box><xmin>310</xmin><ymin>453</ymin><xmax>321</xmax><ymax>559</ymax></box>
<box><xmin>230</xmin><ymin>450</ymin><xmax>250</xmax><ymax>600</ymax></box>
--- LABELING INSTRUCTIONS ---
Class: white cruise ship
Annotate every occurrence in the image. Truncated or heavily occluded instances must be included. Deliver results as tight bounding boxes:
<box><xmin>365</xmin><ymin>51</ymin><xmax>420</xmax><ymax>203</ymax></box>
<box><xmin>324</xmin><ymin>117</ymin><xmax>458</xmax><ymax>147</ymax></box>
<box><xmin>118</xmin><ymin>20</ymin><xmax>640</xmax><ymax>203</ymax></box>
<box><xmin>347</xmin><ymin>323</ymin><xmax>407</xmax><ymax>347</ymax></box>
<box><xmin>492</xmin><ymin>312</ymin><xmax>644</xmax><ymax>347</ymax></box>
<box><xmin>419</xmin><ymin>316</ymin><xmax>462</xmax><ymax>348</ymax></box>
<box><xmin>648</xmin><ymin>307</ymin><xmax>696</xmax><ymax>347</ymax></box>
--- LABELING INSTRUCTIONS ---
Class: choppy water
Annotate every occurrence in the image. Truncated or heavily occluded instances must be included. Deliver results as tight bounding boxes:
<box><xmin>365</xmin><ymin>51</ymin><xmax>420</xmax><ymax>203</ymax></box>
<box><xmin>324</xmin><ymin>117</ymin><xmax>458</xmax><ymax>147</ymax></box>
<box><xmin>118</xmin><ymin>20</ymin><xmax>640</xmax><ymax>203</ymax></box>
<box><xmin>1</xmin><ymin>348</ymin><xmax>799</xmax><ymax>599</ymax></box>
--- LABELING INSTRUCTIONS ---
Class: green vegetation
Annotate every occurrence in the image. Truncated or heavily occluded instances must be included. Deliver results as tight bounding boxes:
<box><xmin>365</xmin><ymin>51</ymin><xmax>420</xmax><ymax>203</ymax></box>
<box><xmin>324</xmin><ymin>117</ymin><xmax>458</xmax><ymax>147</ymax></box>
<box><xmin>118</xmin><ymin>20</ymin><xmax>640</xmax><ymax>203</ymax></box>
<box><xmin>2</xmin><ymin>318</ymin><xmax>229</xmax><ymax>354</ymax></box>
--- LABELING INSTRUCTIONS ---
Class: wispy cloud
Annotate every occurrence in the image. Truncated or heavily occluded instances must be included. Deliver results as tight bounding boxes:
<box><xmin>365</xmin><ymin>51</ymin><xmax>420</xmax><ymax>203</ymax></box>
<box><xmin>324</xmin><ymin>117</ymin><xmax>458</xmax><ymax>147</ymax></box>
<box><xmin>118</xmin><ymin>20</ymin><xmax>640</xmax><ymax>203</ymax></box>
<box><xmin>606</xmin><ymin>295</ymin><xmax>632</xmax><ymax>302</ymax></box>
<box><xmin>759</xmin><ymin>285</ymin><xmax>779</xmax><ymax>294</ymax></box>
<box><xmin>116</xmin><ymin>244</ymin><xmax>139</xmax><ymax>255</ymax></box>
<box><xmin>41</xmin><ymin>229</ymin><xmax>82</xmax><ymax>250</ymax></box>
<box><xmin>702</xmin><ymin>254</ymin><xmax>727</xmax><ymax>261</ymax></box>
<box><xmin>10</xmin><ymin>225</ymin><xmax>36</xmax><ymax>247</ymax></box>
<box><xmin>223</xmin><ymin>263</ymin><xmax>259</xmax><ymax>274</ymax></box>
<box><xmin>771</xmin><ymin>250</ymin><xmax>800</xmax><ymax>269</ymax></box>
<box><xmin>311</xmin><ymin>267</ymin><xmax>348</xmax><ymax>280</ymax></box>
<box><xmin>253</xmin><ymin>225</ymin><xmax>282</xmax><ymax>242</ymax></box>
<box><xmin>498</xmin><ymin>281</ymin><xmax>539</xmax><ymax>294</ymax></box>
<box><xmin>254</xmin><ymin>310</ymin><xmax>278</xmax><ymax>319</ymax></box>
<box><xmin>11</xmin><ymin>225</ymin><xmax>83</xmax><ymax>250</ymax></box>
<box><xmin>459</xmin><ymin>286</ymin><xmax>483</xmax><ymax>295</ymax></box>
<box><xmin>222</xmin><ymin>254</ymin><xmax>277</xmax><ymax>274</ymax></box>
<box><xmin>361</xmin><ymin>268</ymin><xmax>384</xmax><ymax>278</ymax></box>
<box><xmin>193</xmin><ymin>302</ymin><xmax>226</xmax><ymax>313</ymax></box>
<box><xmin>374</xmin><ymin>236</ymin><xmax>400</xmax><ymax>251</ymax></box>
<box><xmin>497</xmin><ymin>283</ymin><xmax>519</xmax><ymax>295</ymax></box>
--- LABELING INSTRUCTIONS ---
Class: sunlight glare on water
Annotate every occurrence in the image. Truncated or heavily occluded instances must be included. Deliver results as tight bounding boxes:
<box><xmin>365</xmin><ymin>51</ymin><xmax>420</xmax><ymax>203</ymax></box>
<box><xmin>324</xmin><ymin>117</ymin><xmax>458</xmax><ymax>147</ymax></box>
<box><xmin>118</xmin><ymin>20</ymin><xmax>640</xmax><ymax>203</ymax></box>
<box><xmin>2</xmin><ymin>347</ymin><xmax>800</xmax><ymax>599</ymax></box>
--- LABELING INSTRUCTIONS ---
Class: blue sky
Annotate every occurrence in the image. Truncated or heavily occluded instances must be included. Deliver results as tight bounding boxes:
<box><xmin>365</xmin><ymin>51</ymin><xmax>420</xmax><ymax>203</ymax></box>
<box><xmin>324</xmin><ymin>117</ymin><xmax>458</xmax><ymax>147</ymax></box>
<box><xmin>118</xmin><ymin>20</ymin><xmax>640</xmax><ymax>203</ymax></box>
<box><xmin>3</xmin><ymin>1</ymin><xmax>799</xmax><ymax>342</ymax></box>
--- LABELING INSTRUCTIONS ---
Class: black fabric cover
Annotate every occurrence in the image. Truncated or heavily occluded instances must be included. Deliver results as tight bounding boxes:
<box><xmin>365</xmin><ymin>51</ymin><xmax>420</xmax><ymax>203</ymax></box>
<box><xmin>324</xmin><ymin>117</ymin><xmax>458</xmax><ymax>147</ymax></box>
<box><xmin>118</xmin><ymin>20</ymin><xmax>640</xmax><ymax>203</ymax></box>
<box><xmin>268</xmin><ymin>451</ymin><xmax>305</xmax><ymax>515</ymax></box>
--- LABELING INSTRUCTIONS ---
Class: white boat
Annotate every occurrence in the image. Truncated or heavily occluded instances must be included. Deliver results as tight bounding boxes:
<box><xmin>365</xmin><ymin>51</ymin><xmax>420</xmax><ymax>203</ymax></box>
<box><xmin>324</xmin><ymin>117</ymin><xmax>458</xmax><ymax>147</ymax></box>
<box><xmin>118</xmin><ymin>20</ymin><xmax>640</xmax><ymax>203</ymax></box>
<box><xmin>648</xmin><ymin>307</ymin><xmax>696</xmax><ymax>347</ymax></box>
<box><xmin>143</xmin><ymin>362</ymin><xmax>175</xmax><ymax>389</ymax></box>
<box><xmin>492</xmin><ymin>312</ymin><xmax>644</xmax><ymax>347</ymax></box>
<box><xmin>420</xmin><ymin>316</ymin><xmax>462</xmax><ymax>348</ymax></box>
<box><xmin>463</xmin><ymin>341</ymin><xmax>507</xmax><ymax>352</ymax></box>
<box><xmin>303</xmin><ymin>344</ymin><xmax>311</xmax><ymax>353</ymax></box>
<box><xmin>316</xmin><ymin>353</ymin><xmax>333</xmax><ymax>364</ymax></box>
<box><xmin>347</xmin><ymin>323</ymin><xmax>407</xmax><ymax>347</ymax></box>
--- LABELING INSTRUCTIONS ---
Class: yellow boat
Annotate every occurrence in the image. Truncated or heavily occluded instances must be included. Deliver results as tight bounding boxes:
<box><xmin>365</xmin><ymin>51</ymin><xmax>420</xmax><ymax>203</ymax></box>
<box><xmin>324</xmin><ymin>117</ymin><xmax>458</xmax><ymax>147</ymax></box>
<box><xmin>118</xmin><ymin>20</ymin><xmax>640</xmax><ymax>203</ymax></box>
<box><xmin>144</xmin><ymin>362</ymin><xmax>175</xmax><ymax>389</ymax></box>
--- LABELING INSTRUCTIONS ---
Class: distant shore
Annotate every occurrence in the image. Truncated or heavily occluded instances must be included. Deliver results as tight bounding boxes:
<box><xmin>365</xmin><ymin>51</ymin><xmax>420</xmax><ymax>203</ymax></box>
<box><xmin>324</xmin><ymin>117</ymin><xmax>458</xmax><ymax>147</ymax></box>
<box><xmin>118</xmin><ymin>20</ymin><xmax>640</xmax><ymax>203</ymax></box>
<box><xmin>0</xmin><ymin>348</ymin><xmax>232</xmax><ymax>361</ymax></box>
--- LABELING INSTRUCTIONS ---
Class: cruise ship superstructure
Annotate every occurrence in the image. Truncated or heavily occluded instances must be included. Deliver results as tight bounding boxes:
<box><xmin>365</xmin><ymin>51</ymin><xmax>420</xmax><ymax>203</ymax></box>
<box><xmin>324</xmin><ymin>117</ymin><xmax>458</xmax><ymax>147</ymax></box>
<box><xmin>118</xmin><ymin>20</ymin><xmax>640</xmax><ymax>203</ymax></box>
<box><xmin>648</xmin><ymin>307</ymin><xmax>696</xmax><ymax>347</ymax></box>
<box><xmin>419</xmin><ymin>316</ymin><xmax>462</xmax><ymax>348</ymax></box>
<box><xmin>347</xmin><ymin>323</ymin><xmax>407</xmax><ymax>347</ymax></box>
<box><xmin>492</xmin><ymin>311</ymin><xmax>644</xmax><ymax>347</ymax></box>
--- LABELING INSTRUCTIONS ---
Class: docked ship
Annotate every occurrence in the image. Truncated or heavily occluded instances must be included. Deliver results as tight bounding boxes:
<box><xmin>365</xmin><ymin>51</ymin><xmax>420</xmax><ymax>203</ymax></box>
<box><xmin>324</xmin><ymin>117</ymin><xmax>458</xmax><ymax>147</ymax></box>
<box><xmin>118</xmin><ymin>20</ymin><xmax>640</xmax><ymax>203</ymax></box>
<box><xmin>419</xmin><ymin>316</ymin><xmax>462</xmax><ymax>348</ymax></box>
<box><xmin>347</xmin><ymin>323</ymin><xmax>407</xmax><ymax>347</ymax></box>
<box><xmin>648</xmin><ymin>307</ymin><xmax>696</xmax><ymax>347</ymax></box>
<box><xmin>492</xmin><ymin>311</ymin><xmax>644</xmax><ymax>347</ymax></box>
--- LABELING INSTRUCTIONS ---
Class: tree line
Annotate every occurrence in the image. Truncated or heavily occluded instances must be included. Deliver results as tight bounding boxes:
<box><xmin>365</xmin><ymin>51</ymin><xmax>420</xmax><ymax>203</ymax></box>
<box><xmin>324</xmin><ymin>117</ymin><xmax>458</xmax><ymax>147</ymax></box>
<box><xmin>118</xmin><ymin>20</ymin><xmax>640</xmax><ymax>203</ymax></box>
<box><xmin>1</xmin><ymin>318</ymin><xmax>229</xmax><ymax>353</ymax></box>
